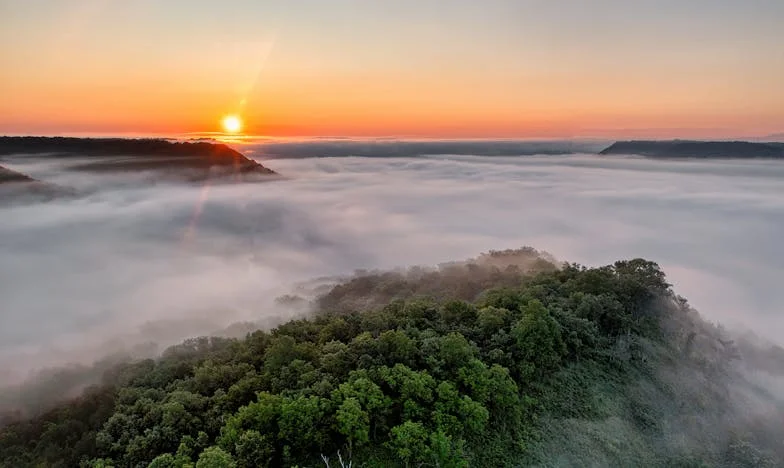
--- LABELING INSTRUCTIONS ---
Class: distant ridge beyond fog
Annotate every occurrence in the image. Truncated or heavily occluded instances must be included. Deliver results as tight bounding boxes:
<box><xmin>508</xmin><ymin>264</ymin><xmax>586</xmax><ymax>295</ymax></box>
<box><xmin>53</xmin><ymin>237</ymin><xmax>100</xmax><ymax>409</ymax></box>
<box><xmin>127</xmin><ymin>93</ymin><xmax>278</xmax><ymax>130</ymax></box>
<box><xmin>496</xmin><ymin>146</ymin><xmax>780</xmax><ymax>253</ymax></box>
<box><xmin>600</xmin><ymin>140</ymin><xmax>784</xmax><ymax>159</ymax></box>
<box><xmin>0</xmin><ymin>136</ymin><xmax>277</xmax><ymax>176</ymax></box>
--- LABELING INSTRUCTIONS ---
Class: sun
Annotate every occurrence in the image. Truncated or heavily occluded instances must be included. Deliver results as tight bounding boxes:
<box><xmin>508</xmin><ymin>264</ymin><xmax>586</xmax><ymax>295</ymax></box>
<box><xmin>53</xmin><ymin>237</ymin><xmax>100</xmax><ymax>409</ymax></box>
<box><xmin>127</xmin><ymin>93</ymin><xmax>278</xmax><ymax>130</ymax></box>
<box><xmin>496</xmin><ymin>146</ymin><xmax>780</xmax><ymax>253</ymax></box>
<box><xmin>222</xmin><ymin>115</ymin><xmax>242</xmax><ymax>133</ymax></box>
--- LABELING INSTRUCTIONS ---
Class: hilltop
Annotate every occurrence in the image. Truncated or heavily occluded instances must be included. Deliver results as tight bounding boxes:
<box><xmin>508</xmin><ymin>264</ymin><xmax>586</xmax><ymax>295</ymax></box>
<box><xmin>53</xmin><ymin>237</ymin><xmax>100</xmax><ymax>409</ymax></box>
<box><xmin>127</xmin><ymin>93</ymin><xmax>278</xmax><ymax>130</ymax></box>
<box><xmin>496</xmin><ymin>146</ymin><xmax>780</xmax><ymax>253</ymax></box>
<box><xmin>0</xmin><ymin>137</ymin><xmax>277</xmax><ymax>179</ymax></box>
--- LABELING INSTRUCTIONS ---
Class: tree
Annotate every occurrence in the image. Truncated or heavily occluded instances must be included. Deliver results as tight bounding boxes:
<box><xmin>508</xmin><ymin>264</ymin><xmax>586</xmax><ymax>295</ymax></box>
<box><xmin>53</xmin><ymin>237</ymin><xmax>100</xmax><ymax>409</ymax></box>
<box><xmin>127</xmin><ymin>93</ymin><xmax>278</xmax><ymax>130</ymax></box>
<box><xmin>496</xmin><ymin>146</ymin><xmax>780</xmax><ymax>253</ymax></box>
<box><xmin>429</xmin><ymin>431</ymin><xmax>469</xmax><ymax>468</ymax></box>
<box><xmin>456</xmin><ymin>359</ymin><xmax>519</xmax><ymax>422</ymax></box>
<box><xmin>263</xmin><ymin>336</ymin><xmax>300</xmax><ymax>372</ymax></box>
<box><xmin>218</xmin><ymin>392</ymin><xmax>283</xmax><ymax>453</ymax></box>
<box><xmin>387</xmin><ymin>421</ymin><xmax>431</xmax><ymax>467</ymax></box>
<box><xmin>234</xmin><ymin>430</ymin><xmax>273</xmax><ymax>468</ymax></box>
<box><xmin>574</xmin><ymin>294</ymin><xmax>629</xmax><ymax>337</ymax></box>
<box><xmin>432</xmin><ymin>381</ymin><xmax>488</xmax><ymax>439</ymax></box>
<box><xmin>440</xmin><ymin>301</ymin><xmax>477</xmax><ymax>325</ymax></box>
<box><xmin>191</xmin><ymin>362</ymin><xmax>254</xmax><ymax>397</ymax></box>
<box><xmin>84</xmin><ymin>459</ymin><xmax>117</xmax><ymax>468</ymax></box>
<box><xmin>332</xmin><ymin>375</ymin><xmax>390</xmax><ymax>416</ymax></box>
<box><xmin>377</xmin><ymin>330</ymin><xmax>418</xmax><ymax>366</ymax></box>
<box><xmin>332</xmin><ymin>376</ymin><xmax>391</xmax><ymax>440</ymax></box>
<box><xmin>320</xmin><ymin>340</ymin><xmax>352</xmax><ymax>376</ymax></box>
<box><xmin>477</xmin><ymin>307</ymin><xmax>511</xmax><ymax>337</ymax></box>
<box><xmin>438</xmin><ymin>333</ymin><xmax>475</xmax><ymax>371</ymax></box>
<box><xmin>613</xmin><ymin>259</ymin><xmax>669</xmax><ymax>294</ymax></box>
<box><xmin>478</xmin><ymin>288</ymin><xmax>527</xmax><ymax>312</ymax></box>
<box><xmin>380</xmin><ymin>364</ymin><xmax>436</xmax><ymax>421</ymax></box>
<box><xmin>195</xmin><ymin>446</ymin><xmax>236</xmax><ymax>468</ymax></box>
<box><xmin>510</xmin><ymin>300</ymin><xmax>566</xmax><ymax>380</ymax></box>
<box><xmin>278</xmin><ymin>395</ymin><xmax>331</xmax><ymax>454</ymax></box>
<box><xmin>334</xmin><ymin>398</ymin><xmax>369</xmax><ymax>457</ymax></box>
<box><xmin>148</xmin><ymin>453</ymin><xmax>179</xmax><ymax>468</ymax></box>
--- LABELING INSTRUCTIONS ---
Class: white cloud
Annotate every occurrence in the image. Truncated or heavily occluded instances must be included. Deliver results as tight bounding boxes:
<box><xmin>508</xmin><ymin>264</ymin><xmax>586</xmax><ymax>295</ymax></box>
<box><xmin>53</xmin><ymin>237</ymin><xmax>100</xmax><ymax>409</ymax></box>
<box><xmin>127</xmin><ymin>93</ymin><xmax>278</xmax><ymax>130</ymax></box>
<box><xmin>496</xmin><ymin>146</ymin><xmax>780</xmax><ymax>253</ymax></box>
<box><xmin>1</xmin><ymin>150</ymin><xmax>783</xmax><ymax>382</ymax></box>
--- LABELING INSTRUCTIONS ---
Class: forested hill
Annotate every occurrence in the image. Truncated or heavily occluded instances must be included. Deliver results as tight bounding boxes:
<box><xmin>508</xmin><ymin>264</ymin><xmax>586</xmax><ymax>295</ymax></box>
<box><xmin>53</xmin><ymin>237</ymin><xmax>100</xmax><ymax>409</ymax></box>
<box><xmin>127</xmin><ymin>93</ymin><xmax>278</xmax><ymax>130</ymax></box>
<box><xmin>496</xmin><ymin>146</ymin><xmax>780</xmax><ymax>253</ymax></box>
<box><xmin>0</xmin><ymin>137</ymin><xmax>277</xmax><ymax>176</ymax></box>
<box><xmin>599</xmin><ymin>140</ymin><xmax>784</xmax><ymax>159</ymax></box>
<box><xmin>1</xmin><ymin>248</ymin><xmax>782</xmax><ymax>467</ymax></box>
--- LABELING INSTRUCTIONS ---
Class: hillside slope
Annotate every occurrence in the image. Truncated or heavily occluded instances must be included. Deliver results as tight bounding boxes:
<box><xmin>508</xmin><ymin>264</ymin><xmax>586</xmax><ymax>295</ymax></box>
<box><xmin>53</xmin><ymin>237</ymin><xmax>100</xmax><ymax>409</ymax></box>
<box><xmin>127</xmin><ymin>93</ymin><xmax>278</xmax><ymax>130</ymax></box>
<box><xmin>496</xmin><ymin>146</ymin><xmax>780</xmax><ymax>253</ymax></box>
<box><xmin>0</xmin><ymin>248</ymin><xmax>781</xmax><ymax>467</ymax></box>
<box><xmin>0</xmin><ymin>137</ymin><xmax>277</xmax><ymax>180</ymax></box>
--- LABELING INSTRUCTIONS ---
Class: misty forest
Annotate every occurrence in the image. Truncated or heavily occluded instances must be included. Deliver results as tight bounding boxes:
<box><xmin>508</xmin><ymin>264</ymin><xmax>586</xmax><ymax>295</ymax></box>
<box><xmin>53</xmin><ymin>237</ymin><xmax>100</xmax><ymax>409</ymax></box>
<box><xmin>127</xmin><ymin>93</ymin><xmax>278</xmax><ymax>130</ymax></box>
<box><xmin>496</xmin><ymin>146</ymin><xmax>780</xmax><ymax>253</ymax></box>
<box><xmin>1</xmin><ymin>248</ymin><xmax>782</xmax><ymax>467</ymax></box>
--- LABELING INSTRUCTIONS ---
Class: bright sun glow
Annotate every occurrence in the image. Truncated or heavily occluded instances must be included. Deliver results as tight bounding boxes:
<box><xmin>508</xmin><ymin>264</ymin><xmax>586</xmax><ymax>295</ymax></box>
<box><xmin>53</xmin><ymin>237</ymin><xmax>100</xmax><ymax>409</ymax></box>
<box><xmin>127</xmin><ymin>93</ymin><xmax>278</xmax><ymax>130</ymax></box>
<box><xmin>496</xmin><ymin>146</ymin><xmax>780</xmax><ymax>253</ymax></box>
<box><xmin>222</xmin><ymin>115</ymin><xmax>242</xmax><ymax>133</ymax></box>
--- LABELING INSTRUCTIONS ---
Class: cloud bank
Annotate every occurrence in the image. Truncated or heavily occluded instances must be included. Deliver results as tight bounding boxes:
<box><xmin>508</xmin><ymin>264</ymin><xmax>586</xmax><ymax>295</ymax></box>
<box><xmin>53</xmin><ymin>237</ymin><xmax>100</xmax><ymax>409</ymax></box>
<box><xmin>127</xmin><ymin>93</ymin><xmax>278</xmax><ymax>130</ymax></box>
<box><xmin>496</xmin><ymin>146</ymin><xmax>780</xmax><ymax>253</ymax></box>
<box><xmin>238</xmin><ymin>138</ymin><xmax>609</xmax><ymax>159</ymax></box>
<box><xmin>1</xmin><ymin>148</ymin><xmax>783</xmax><ymax>385</ymax></box>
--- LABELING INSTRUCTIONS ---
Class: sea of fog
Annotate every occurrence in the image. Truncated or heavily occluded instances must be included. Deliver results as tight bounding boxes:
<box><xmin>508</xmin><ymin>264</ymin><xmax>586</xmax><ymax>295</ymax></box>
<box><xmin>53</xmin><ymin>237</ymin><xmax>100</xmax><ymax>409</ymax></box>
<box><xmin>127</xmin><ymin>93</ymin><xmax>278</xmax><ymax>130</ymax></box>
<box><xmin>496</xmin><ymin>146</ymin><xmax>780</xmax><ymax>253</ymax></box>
<box><xmin>1</xmin><ymin>149</ymin><xmax>783</xmax><ymax>382</ymax></box>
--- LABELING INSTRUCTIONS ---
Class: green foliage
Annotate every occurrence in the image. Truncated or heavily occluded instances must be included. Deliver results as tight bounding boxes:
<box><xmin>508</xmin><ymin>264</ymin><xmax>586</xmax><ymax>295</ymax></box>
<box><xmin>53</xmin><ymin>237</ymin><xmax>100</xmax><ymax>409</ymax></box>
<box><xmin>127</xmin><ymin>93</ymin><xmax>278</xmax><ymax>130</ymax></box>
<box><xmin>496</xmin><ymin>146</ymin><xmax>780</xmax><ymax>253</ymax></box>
<box><xmin>387</xmin><ymin>421</ymin><xmax>431</xmax><ymax>466</ymax></box>
<box><xmin>511</xmin><ymin>300</ymin><xmax>567</xmax><ymax>380</ymax></box>
<box><xmin>147</xmin><ymin>453</ymin><xmax>178</xmax><ymax>468</ymax></box>
<box><xmin>217</xmin><ymin>392</ymin><xmax>283</xmax><ymax>453</ymax></box>
<box><xmin>429</xmin><ymin>430</ymin><xmax>469</xmax><ymax>468</ymax></box>
<box><xmin>477</xmin><ymin>306</ymin><xmax>511</xmax><ymax>336</ymax></box>
<box><xmin>335</xmin><ymin>397</ymin><xmax>369</xmax><ymax>453</ymax></box>
<box><xmin>195</xmin><ymin>446</ymin><xmax>235</xmax><ymax>468</ymax></box>
<box><xmin>278</xmin><ymin>395</ymin><xmax>331</xmax><ymax>453</ymax></box>
<box><xmin>234</xmin><ymin>430</ymin><xmax>273</xmax><ymax>468</ymax></box>
<box><xmin>1</xmin><ymin>250</ymin><xmax>780</xmax><ymax>467</ymax></box>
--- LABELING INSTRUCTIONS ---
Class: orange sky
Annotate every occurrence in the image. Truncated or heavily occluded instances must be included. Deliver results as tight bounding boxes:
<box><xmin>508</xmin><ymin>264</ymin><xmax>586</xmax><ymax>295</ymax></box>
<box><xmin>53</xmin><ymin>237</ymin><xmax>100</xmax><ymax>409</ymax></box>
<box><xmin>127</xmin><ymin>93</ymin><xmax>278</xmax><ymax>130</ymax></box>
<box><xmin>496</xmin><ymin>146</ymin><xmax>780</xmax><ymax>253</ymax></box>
<box><xmin>1</xmin><ymin>1</ymin><xmax>783</xmax><ymax>139</ymax></box>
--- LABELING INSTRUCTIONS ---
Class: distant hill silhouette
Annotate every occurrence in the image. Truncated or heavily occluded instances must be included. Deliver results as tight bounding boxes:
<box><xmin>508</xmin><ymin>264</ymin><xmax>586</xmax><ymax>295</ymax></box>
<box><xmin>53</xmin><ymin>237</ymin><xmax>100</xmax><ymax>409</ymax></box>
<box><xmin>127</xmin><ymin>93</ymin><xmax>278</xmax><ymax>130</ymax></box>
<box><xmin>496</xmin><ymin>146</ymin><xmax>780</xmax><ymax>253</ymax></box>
<box><xmin>599</xmin><ymin>140</ymin><xmax>784</xmax><ymax>159</ymax></box>
<box><xmin>0</xmin><ymin>137</ymin><xmax>278</xmax><ymax>178</ymax></box>
<box><xmin>0</xmin><ymin>165</ymin><xmax>70</xmax><ymax>202</ymax></box>
<box><xmin>0</xmin><ymin>165</ymin><xmax>36</xmax><ymax>184</ymax></box>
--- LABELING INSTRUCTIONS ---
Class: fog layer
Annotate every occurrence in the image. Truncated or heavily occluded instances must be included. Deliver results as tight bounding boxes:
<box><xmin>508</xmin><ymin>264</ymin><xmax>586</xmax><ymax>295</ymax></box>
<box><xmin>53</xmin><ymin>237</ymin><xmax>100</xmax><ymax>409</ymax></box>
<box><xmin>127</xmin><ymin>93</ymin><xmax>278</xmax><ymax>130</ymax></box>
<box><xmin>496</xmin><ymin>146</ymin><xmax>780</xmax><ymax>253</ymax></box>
<box><xmin>1</xmin><ymin>150</ymin><xmax>783</xmax><ymax>382</ymax></box>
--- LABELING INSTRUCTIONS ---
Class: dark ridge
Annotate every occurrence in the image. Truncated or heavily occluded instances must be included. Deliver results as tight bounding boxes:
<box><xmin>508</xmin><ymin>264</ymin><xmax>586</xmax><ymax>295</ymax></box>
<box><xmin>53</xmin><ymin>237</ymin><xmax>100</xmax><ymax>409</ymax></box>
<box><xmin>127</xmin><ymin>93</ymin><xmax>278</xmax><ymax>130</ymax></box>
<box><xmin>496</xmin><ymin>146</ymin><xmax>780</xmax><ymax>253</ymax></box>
<box><xmin>0</xmin><ymin>165</ymin><xmax>70</xmax><ymax>202</ymax></box>
<box><xmin>0</xmin><ymin>165</ymin><xmax>36</xmax><ymax>184</ymax></box>
<box><xmin>599</xmin><ymin>140</ymin><xmax>784</xmax><ymax>159</ymax></box>
<box><xmin>0</xmin><ymin>136</ymin><xmax>278</xmax><ymax>177</ymax></box>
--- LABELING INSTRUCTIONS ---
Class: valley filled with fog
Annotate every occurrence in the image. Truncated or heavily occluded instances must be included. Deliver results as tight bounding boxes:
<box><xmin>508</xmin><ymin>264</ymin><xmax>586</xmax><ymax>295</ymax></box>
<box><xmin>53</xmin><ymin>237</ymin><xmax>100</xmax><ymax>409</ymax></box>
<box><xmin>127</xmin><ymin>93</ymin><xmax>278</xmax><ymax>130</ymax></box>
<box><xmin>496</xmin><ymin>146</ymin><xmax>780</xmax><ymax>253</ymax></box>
<box><xmin>1</xmin><ymin>147</ymin><xmax>783</xmax><ymax>383</ymax></box>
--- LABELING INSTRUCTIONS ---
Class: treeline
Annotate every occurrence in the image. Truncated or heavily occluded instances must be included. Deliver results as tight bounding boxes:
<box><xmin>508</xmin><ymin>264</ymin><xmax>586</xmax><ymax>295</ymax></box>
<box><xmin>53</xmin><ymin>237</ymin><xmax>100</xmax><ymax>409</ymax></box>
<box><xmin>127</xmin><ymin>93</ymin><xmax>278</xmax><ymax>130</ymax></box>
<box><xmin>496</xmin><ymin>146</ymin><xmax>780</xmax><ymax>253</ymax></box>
<box><xmin>0</xmin><ymin>137</ymin><xmax>239</xmax><ymax>159</ymax></box>
<box><xmin>0</xmin><ymin>249</ymin><xmax>780</xmax><ymax>467</ymax></box>
<box><xmin>599</xmin><ymin>140</ymin><xmax>784</xmax><ymax>159</ymax></box>
<box><xmin>0</xmin><ymin>136</ymin><xmax>277</xmax><ymax>181</ymax></box>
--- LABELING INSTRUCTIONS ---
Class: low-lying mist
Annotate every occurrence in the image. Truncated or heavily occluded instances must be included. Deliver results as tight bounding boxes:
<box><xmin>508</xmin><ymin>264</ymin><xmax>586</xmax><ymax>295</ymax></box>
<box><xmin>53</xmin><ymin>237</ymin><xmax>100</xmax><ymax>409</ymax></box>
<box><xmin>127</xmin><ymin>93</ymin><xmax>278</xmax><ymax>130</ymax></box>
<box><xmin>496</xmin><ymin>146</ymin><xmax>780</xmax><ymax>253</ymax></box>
<box><xmin>240</xmin><ymin>138</ymin><xmax>609</xmax><ymax>159</ymax></box>
<box><xmin>1</xmin><ymin>148</ymin><xmax>783</xmax><ymax>392</ymax></box>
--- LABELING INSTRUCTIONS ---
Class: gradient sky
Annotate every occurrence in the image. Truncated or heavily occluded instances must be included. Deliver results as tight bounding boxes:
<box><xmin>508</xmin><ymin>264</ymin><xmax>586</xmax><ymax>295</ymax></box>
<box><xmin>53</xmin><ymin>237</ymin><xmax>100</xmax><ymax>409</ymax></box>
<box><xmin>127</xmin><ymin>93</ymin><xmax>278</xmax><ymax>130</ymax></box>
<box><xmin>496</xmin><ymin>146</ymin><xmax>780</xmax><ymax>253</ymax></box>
<box><xmin>1</xmin><ymin>0</ymin><xmax>783</xmax><ymax>138</ymax></box>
